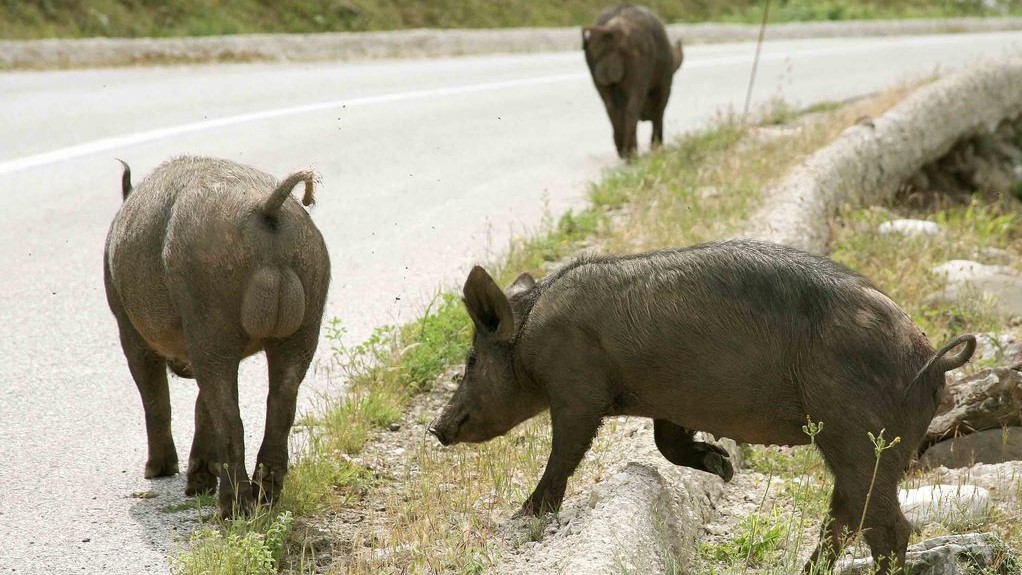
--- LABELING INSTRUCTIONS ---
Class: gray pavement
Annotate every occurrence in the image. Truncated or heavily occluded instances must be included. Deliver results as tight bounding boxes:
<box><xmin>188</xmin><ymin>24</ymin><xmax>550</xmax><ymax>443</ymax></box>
<box><xmin>1</xmin><ymin>31</ymin><xmax>1021</xmax><ymax>574</ymax></box>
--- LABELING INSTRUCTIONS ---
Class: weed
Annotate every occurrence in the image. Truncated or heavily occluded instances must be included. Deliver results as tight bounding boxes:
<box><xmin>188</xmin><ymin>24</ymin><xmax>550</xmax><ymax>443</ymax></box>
<box><xmin>857</xmin><ymin>430</ymin><xmax>901</xmax><ymax>538</ymax></box>
<box><xmin>162</xmin><ymin>493</ymin><xmax>216</xmax><ymax>514</ymax></box>
<box><xmin>705</xmin><ymin>511</ymin><xmax>789</xmax><ymax>566</ymax></box>
<box><xmin>760</xmin><ymin>98</ymin><xmax>799</xmax><ymax>126</ymax></box>
<box><xmin>171</xmin><ymin>510</ymin><xmax>293</xmax><ymax>575</ymax></box>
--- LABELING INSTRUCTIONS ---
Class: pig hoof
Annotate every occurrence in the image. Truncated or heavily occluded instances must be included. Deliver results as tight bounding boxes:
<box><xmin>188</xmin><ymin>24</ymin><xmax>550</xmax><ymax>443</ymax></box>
<box><xmin>702</xmin><ymin>452</ymin><xmax>734</xmax><ymax>482</ymax></box>
<box><xmin>516</xmin><ymin>500</ymin><xmax>544</xmax><ymax>518</ymax></box>
<box><xmin>217</xmin><ymin>489</ymin><xmax>255</xmax><ymax>519</ymax></box>
<box><xmin>253</xmin><ymin>465</ymin><xmax>286</xmax><ymax>506</ymax></box>
<box><xmin>251</xmin><ymin>475</ymin><xmax>283</xmax><ymax>506</ymax></box>
<box><xmin>144</xmin><ymin>458</ymin><xmax>179</xmax><ymax>479</ymax></box>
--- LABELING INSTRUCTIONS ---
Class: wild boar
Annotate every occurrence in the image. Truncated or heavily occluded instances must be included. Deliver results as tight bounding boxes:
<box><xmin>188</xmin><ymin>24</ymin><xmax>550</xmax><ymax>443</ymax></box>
<box><xmin>583</xmin><ymin>4</ymin><xmax>684</xmax><ymax>159</ymax></box>
<box><xmin>431</xmin><ymin>239</ymin><xmax>975</xmax><ymax>574</ymax></box>
<box><xmin>104</xmin><ymin>156</ymin><xmax>330</xmax><ymax>517</ymax></box>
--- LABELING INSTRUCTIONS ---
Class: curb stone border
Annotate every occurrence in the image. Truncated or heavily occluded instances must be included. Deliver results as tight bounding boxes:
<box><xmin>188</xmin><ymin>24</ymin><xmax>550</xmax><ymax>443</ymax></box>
<box><xmin>1</xmin><ymin>18</ymin><xmax>1021</xmax><ymax>70</ymax></box>
<box><xmin>747</xmin><ymin>55</ymin><xmax>1022</xmax><ymax>254</ymax></box>
<box><xmin>496</xmin><ymin>55</ymin><xmax>1022</xmax><ymax>575</ymax></box>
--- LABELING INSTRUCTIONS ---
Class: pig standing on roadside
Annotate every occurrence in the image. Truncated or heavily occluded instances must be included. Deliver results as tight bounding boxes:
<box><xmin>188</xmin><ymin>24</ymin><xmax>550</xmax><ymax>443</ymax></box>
<box><xmin>583</xmin><ymin>4</ymin><xmax>684</xmax><ymax>159</ymax></box>
<box><xmin>104</xmin><ymin>156</ymin><xmax>330</xmax><ymax>517</ymax></box>
<box><xmin>431</xmin><ymin>239</ymin><xmax>975</xmax><ymax>575</ymax></box>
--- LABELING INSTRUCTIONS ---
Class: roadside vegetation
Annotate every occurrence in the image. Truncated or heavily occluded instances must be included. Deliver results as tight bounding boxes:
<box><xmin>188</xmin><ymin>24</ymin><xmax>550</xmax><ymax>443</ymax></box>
<box><xmin>164</xmin><ymin>75</ymin><xmax>1022</xmax><ymax>574</ymax></box>
<box><xmin>3</xmin><ymin>0</ymin><xmax>1020</xmax><ymax>40</ymax></box>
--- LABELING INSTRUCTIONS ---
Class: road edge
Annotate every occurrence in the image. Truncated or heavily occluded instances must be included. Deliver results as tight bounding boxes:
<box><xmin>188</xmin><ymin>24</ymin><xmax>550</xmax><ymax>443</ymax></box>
<box><xmin>1</xmin><ymin>17</ymin><xmax>1021</xmax><ymax>71</ymax></box>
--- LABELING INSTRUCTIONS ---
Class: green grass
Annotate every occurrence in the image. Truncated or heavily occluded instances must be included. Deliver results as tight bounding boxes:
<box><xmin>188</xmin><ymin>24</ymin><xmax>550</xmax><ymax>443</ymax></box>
<box><xmin>172</xmin><ymin>510</ymin><xmax>293</xmax><ymax>575</ymax></box>
<box><xmin>162</xmin><ymin>493</ymin><xmax>216</xmax><ymax>514</ymax></box>
<box><xmin>706</xmin><ymin>512</ymin><xmax>789</xmax><ymax>566</ymax></box>
<box><xmin>3</xmin><ymin>0</ymin><xmax>1019</xmax><ymax>40</ymax></box>
<box><xmin>830</xmin><ymin>201</ymin><xmax>1018</xmax><ymax>344</ymax></box>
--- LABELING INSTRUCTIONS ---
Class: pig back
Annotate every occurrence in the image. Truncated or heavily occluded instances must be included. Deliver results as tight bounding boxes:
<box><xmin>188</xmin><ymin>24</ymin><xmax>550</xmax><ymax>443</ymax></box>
<box><xmin>107</xmin><ymin>157</ymin><xmax>328</xmax><ymax>352</ymax></box>
<box><xmin>518</xmin><ymin>240</ymin><xmax>929</xmax><ymax>443</ymax></box>
<box><xmin>160</xmin><ymin>163</ymin><xmax>329</xmax><ymax>342</ymax></box>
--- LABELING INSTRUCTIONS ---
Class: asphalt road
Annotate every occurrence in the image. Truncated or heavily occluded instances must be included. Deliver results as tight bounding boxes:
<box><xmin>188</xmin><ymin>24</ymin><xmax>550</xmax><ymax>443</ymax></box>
<box><xmin>2</xmin><ymin>31</ymin><xmax>1021</xmax><ymax>574</ymax></box>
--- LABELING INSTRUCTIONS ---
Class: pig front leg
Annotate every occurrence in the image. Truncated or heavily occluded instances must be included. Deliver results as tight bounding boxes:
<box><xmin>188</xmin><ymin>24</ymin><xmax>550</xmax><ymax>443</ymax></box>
<box><xmin>653</xmin><ymin>419</ymin><xmax>734</xmax><ymax>482</ymax></box>
<box><xmin>521</xmin><ymin>406</ymin><xmax>604</xmax><ymax>516</ymax></box>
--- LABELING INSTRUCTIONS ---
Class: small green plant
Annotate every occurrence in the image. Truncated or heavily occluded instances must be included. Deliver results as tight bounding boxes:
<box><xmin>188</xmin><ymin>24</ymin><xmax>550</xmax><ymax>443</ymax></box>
<box><xmin>172</xmin><ymin>511</ymin><xmax>293</xmax><ymax>575</ymax></box>
<box><xmin>525</xmin><ymin>515</ymin><xmax>548</xmax><ymax>542</ymax></box>
<box><xmin>162</xmin><ymin>493</ymin><xmax>216</xmax><ymax>514</ymax></box>
<box><xmin>858</xmin><ymin>429</ymin><xmax>902</xmax><ymax>537</ymax></box>
<box><xmin>761</xmin><ymin>98</ymin><xmax>798</xmax><ymax>126</ymax></box>
<box><xmin>706</xmin><ymin>511</ymin><xmax>789</xmax><ymax>566</ymax></box>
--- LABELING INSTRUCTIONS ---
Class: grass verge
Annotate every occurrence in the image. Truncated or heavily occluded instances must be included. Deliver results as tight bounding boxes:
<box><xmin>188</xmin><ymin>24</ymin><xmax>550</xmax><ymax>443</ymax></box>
<box><xmin>174</xmin><ymin>80</ymin><xmax>1022</xmax><ymax>573</ymax></box>
<box><xmin>3</xmin><ymin>0</ymin><xmax>1020</xmax><ymax>40</ymax></box>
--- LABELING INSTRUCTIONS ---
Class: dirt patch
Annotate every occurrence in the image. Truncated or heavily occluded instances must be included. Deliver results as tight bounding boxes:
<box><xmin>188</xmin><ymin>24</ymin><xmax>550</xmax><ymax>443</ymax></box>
<box><xmin>285</xmin><ymin>368</ymin><xmax>462</xmax><ymax>573</ymax></box>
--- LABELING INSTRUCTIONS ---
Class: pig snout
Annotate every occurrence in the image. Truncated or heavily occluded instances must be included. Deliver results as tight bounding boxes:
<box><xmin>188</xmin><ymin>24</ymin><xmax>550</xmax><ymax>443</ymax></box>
<box><xmin>429</xmin><ymin>410</ymin><xmax>468</xmax><ymax>446</ymax></box>
<box><xmin>428</xmin><ymin>425</ymin><xmax>451</xmax><ymax>446</ymax></box>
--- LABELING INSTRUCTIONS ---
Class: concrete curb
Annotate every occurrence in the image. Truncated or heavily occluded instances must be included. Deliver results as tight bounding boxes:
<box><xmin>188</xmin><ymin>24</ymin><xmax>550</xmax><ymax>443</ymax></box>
<box><xmin>496</xmin><ymin>56</ymin><xmax>1022</xmax><ymax>575</ymax></box>
<box><xmin>746</xmin><ymin>55</ymin><xmax>1022</xmax><ymax>254</ymax></box>
<box><xmin>2</xmin><ymin>17</ymin><xmax>1021</xmax><ymax>70</ymax></box>
<box><xmin>495</xmin><ymin>421</ymin><xmax>735</xmax><ymax>575</ymax></box>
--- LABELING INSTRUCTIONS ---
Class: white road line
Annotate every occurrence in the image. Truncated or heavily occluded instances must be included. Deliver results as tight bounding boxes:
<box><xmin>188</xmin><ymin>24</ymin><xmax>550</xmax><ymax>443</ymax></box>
<box><xmin>0</xmin><ymin>33</ymin><xmax>999</xmax><ymax>176</ymax></box>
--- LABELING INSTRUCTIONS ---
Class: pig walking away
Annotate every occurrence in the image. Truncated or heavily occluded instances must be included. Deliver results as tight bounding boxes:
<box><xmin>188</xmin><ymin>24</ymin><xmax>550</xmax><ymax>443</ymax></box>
<box><xmin>104</xmin><ymin>156</ymin><xmax>330</xmax><ymax>517</ymax></box>
<box><xmin>431</xmin><ymin>239</ymin><xmax>975</xmax><ymax>574</ymax></box>
<box><xmin>583</xmin><ymin>4</ymin><xmax>684</xmax><ymax>159</ymax></box>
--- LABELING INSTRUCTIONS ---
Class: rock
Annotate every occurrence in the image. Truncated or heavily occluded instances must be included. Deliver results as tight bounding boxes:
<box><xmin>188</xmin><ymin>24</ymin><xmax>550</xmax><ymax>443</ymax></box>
<box><xmin>931</xmin><ymin>260</ymin><xmax>1022</xmax><ymax>317</ymax></box>
<box><xmin>919</xmin><ymin>427</ymin><xmax>1022</xmax><ymax>469</ymax></box>
<box><xmin>898</xmin><ymin>484</ymin><xmax>991</xmax><ymax>527</ymax></box>
<box><xmin>697</xmin><ymin>186</ymin><xmax>721</xmax><ymax>199</ymax></box>
<box><xmin>388</xmin><ymin>423</ymin><xmax>401</xmax><ymax>432</ymax></box>
<box><xmin>926</xmin><ymin>368</ymin><xmax>1022</xmax><ymax>445</ymax></box>
<box><xmin>878</xmin><ymin>218</ymin><xmax>942</xmax><ymax>236</ymax></box>
<box><xmin>969</xmin><ymin>332</ymin><xmax>1022</xmax><ymax>370</ymax></box>
<box><xmin>837</xmin><ymin>532</ymin><xmax>1017</xmax><ymax>575</ymax></box>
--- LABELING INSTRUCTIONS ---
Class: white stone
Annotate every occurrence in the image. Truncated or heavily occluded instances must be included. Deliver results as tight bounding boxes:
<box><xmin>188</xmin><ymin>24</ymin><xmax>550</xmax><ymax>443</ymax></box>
<box><xmin>878</xmin><ymin>218</ymin><xmax>942</xmax><ymax>236</ymax></box>
<box><xmin>932</xmin><ymin>259</ymin><xmax>1018</xmax><ymax>281</ymax></box>
<box><xmin>898</xmin><ymin>484</ymin><xmax>991</xmax><ymax>527</ymax></box>
<box><xmin>837</xmin><ymin>532</ymin><xmax>1011</xmax><ymax>575</ymax></box>
<box><xmin>931</xmin><ymin>260</ymin><xmax>1022</xmax><ymax>316</ymax></box>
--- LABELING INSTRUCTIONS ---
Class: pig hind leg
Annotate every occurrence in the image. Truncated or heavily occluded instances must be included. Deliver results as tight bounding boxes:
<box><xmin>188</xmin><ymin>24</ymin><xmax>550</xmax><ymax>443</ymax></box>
<box><xmin>653</xmin><ymin>419</ymin><xmax>733</xmax><ymax>481</ymax></box>
<box><xmin>253</xmin><ymin>323</ymin><xmax>319</xmax><ymax>505</ymax></box>
<box><xmin>642</xmin><ymin>86</ymin><xmax>670</xmax><ymax>149</ymax></box>
<box><xmin>111</xmin><ymin>299</ymin><xmax>178</xmax><ymax>479</ymax></box>
<box><xmin>186</xmin><ymin>325</ymin><xmax>251</xmax><ymax>518</ymax></box>
<box><xmin>809</xmin><ymin>419</ymin><xmax>912</xmax><ymax>575</ymax></box>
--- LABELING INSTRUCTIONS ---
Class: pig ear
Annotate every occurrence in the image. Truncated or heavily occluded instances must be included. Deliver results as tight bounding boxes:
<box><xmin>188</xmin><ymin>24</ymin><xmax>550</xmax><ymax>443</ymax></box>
<box><xmin>506</xmin><ymin>272</ymin><xmax>536</xmax><ymax>299</ymax></box>
<box><xmin>463</xmin><ymin>266</ymin><xmax>514</xmax><ymax>342</ymax></box>
<box><xmin>582</xmin><ymin>26</ymin><xmax>593</xmax><ymax>45</ymax></box>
